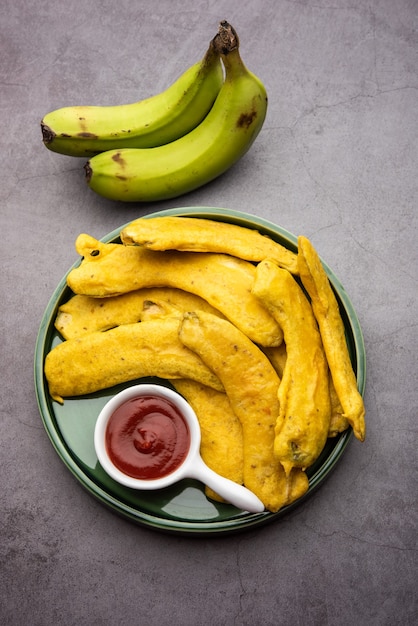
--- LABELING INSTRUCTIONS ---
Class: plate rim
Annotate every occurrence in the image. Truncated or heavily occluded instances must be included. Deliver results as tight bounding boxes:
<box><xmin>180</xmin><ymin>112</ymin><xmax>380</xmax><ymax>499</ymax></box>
<box><xmin>34</xmin><ymin>206</ymin><xmax>365</xmax><ymax>535</ymax></box>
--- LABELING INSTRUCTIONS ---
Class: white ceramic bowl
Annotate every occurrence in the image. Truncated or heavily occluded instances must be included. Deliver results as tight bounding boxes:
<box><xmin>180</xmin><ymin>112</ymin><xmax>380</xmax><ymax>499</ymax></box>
<box><xmin>94</xmin><ymin>383</ymin><xmax>264</xmax><ymax>513</ymax></box>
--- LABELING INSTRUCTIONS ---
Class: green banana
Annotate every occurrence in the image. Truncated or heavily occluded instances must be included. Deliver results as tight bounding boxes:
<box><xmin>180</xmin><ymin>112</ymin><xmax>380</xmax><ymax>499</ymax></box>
<box><xmin>41</xmin><ymin>40</ymin><xmax>223</xmax><ymax>157</ymax></box>
<box><xmin>84</xmin><ymin>21</ymin><xmax>268</xmax><ymax>202</ymax></box>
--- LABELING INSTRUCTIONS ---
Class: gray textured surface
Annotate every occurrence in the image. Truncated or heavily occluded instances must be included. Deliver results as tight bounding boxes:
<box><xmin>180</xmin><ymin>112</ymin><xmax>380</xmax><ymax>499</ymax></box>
<box><xmin>1</xmin><ymin>1</ymin><xmax>417</xmax><ymax>624</ymax></box>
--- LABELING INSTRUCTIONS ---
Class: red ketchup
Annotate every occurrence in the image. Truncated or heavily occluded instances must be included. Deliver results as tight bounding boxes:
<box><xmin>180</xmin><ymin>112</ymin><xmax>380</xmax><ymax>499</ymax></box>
<box><xmin>105</xmin><ymin>395</ymin><xmax>190</xmax><ymax>480</ymax></box>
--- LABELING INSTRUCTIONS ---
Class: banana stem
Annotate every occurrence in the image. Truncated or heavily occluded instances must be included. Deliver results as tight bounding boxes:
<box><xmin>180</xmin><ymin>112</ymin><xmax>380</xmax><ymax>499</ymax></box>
<box><xmin>213</xmin><ymin>21</ymin><xmax>249</xmax><ymax>81</ymax></box>
<box><xmin>213</xmin><ymin>20</ymin><xmax>239</xmax><ymax>55</ymax></box>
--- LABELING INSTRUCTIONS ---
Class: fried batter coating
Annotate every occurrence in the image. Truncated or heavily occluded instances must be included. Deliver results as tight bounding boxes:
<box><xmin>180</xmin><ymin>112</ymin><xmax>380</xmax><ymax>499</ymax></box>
<box><xmin>45</xmin><ymin>318</ymin><xmax>223</xmax><ymax>403</ymax></box>
<box><xmin>328</xmin><ymin>380</ymin><xmax>350</xmax><ymax>437</ymax></box>
<box><xmin>171</xmin><ymin>379</ymin><xmax>244</xmax><ymax>502</ymax></box>
<box><xmin>263</xmin><ymin>343</ymin><xmax>347</xmax><ymax>438</ymax></box>
<box><xmin>262</xmin><ymin>343</ymin><xmax>288</xmax><ymax>379</ymax></box>
<box><xmin>66</xmin><ymin>234</ymin><xmax>282</xmax><ymax>347</ymax></box>
<box><xmin>120</xmin><ymin>216</ymin><xmax>298</xmax><ymax>274</ymax></box>
<box><xmin>297</xmin><ymin>236</ymin><xmax>366</xmax><ymax>441</ymax></box>
<box><xmin>55</xmin><ymin>287</ymin><xmax>222</xmax><ymax>340</ymax></box>
<box><xmin>252</xmin><ymin>260</ymin><xmax>331</xmax><ymax>475</ymax></box>
<box><xmin>178</xmin><ymin>310</ymin><xmax>308</xmax><ymax>513</ymax></box>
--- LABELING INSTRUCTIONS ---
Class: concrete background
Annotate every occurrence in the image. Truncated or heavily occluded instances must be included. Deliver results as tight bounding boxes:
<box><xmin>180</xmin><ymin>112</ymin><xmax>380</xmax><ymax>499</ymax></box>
<box><xmin>1</xmin><ymin>1</ymin><xmax>417</xmax><ymax>624</ymax></box>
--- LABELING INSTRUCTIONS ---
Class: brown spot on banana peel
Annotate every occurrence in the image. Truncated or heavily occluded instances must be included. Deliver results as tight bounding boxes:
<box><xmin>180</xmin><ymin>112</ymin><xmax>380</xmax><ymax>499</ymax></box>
<box><xmin>42</xmin><ymin>120</ymin><xmax>98</xmax><ymax>146</ymax></box>
<box><xmin>112</xmin><ymin>152</ymin><xmax>128</xmax><ymax>179</ymax></box>
<box><xmin>111</xmin><ymin>152</ymin><xmax>126</xmax><ymax>167</ymax></box>
<box><xmin>236</xmin><ymin>93</ymin><xmax>268</xmax><ymax>130</ymax></box>
<box><xmin>85</xmin><ymin>151</ymin><xmax>128</xmax><ymax>183</ymax></box>
<box><xmin>237</xmin><ymin>109</ymin><xmax>257</xmax><ymax>129</ymax></box>
<box><xmin>77</xmin><ymin>131</ymin><xmax>98</xmax><ymax>139</ymax></box>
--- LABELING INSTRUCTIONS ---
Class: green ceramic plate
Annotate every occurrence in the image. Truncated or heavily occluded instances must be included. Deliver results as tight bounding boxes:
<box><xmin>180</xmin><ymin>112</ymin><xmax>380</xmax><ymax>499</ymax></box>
<box><xmin>34</xmin><ymin>207</ymin><xmax>366</xmax><ymax>535</ymax></box>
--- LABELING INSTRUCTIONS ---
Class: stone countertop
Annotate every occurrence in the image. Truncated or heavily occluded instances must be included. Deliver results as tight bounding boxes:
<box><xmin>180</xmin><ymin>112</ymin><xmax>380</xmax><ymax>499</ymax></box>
<box><xmin>1</xmin><ymin>1</ymin><xmax>417</xmax><ymax>624</ymax></box>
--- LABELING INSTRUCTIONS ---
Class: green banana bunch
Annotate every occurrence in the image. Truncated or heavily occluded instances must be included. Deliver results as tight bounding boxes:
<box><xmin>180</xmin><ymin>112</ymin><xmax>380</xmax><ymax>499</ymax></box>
<box><xmin>41</xmin><ymin>41</ymin><xmax>223</xmax><ymax>157</ymax></box>
<box><xmin>85</xmin><ymin>21</ymin><xmax>268</xmax><ymax>202</ymax></box>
